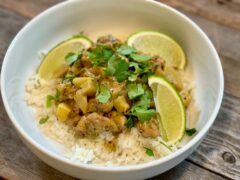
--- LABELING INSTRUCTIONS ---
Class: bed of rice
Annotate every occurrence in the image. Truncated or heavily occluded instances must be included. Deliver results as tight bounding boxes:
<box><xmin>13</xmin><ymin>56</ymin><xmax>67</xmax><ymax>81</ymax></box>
<box><xmin>25</xmin><ymin>75</ymin><xmax>179</xmax><ymax>166</ymax></box>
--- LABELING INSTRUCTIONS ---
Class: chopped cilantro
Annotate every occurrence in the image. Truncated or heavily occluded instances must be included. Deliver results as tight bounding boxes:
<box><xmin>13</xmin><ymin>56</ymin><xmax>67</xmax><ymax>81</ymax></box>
<box><xmin>96</xmin><ymin>84</ymin><xmax>111</xmax><ymax>103</ymax></box>
<box><xmin>103</xmin><ymin>49</ymin><xmax>113</xmax><ymax>61</ymax></box>
<box><xmin>186</xmin><ymin>128</ymin><xmax>197</xmax><ymax>136</ymax></box>
<box><xmin>39</xmin><ymin>116</ymin><xmax>49</xmax><ymax>125</ymax></box>
<box><xmin>126</xmin><ymin>83</ymin><xmax>145</xmax><ymax>100</ymax></box>
<box><xmin>130</xmin><ymin>53</ymin><xmax>151</xmax><ymax>62</ymax></box>
<box><xmin>114</xmin><ymin>60</ymin><xmax>129</xmax><ymax>82</ymax></box>
<box><xmin>131</xmin><ymin>106</ymin><xmax>156</xmax><ymax>122</ymax></box>
<box><xmin>144</xmin><ymin>147</ymin><xmax>154</xmax><ymax>157</ymax></box>
<box><xmin>125</xmin><ymin>116</ymin><xmax>134</xmax><ymax>129</ymax></box>
<box><xmin>89</xmin><ymin>45</ymin><xmax>112</xmax><ymax>66</ymax></box>
<box><xmin>46</xmin><ymin>95</ymin><xmax>56</xmax><ymax>108</ymax></box>
<box><xmin>104</xmin><ymin>55</ymin><xmax>119</xmax><ymax>76</ymax></box>
<box><xmin>63</xmin><ymin>73</ymin><xmax>76</xmax><ymax>81</ymax></box>
<box><xmin>65</xmin><ymin>52</ymin><xmax>80</xmax><ymax>65</ymax></box>
<box><xmin>116</xmin><ymin>45</ymin><xmax>136</xmax><ymax>55</ymax></box>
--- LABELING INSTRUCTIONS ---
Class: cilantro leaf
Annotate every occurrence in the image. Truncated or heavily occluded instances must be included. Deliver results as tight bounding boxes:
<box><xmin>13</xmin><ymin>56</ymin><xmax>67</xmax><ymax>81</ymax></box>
<box><xmin>116</xmin><ymin>45</ymin><xmax>136</xmax><ymax>55</ymax></box>
<box><xmin>131</xmin><ymin>106</ymin><xmax>156</xmax><ymax>122</ymax></box>
<box><xmin>46</xmin><ymin>95</ymin><xmax>56</xmax><ymax>108</ymax></box>
<box><xmin>105</xmin><ymin>55</ymin><xmax>119</xmax><ymax>76</ymax></box>
<box><xmin>144</xmin><ymin>147</ymin><xmax>154</xmax><ymax>157</ymax></box>
<box><xmin>103</xmin><ymin>49</ymin><xmax>113</xmax><ymax>61</ymax></box>
<box><xmin>186</xmin><ymin>128</ymin><xmax>197</xmax><ymax>136</ymax></box>
<box><xmin>128</xmin><ymin>62</ymin><xmax>151</xmax><ymax>82</ymax></box>
<box><xmin>89</xmin><ymin>45</ymin><xmax>111</xmax><ymax>66</ymax></box>
<box><xmin>63</xmin><ymin>73</ymin><xmax>76</xmax><ymax>82</ymax></box>
<box><xmin>65</xmin><ymin>52</ymin><xmax>80</xmax><ymax>65</ymax></box>
<box><xmin>96</xmin><ymin>84</ymin><xmax>111</xmax><ymax>103</ymax></box>
<box><xmin>39</xmin><ymin>116</ymin><xmax>49</xmax><ymax>125</ymax></box>
<box><xmin>125</xmin><ymin>116</ymin><xmax>134</xmax><ymax>129</ymax></box>
<box><xmin>126</xmin><ymin>83</ymin><xmax>145</xmax><ymax>100</ymax></box>
<box><xmin>130</xmin><ymin>53</ymin><xmax>151</xmax><ymax>62</ymax></box>
<box><xmin>114</xmin><ymin>60</ymin><xmax>129</xmax><ymax>82</ymax></box>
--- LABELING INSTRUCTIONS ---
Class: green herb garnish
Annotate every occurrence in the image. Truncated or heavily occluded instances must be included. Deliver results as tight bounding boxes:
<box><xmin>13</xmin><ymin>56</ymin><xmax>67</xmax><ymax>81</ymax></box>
<box><xmin>89</xmin><ymin>45</ymin><xmax>112</xmax><ymax>66</ymax></box>
<box><xmin>65</xmin><ymin>52</ymin><xmax>80</xmax><ymax>65</ymax></box>
<box><xmin>114</xmin><ymin>60</ymin><xmax>129</xmax><ymax>82</ymax></box>
<box><xmin>131</xmin><ymin>106</ymin><xmax>156</xmax><ymax>122</ymax></box>
<box><xmin>96</xmin><ymin>84</ymin><xmax>111</xmax><ymax>103</ymax></box>
<box><xmin>144</xmin><ymin>147</ymin><xmax>154</xmax><ymax>157</ymax></box>
<box><xmin>39</xmin><ymin>116</ymin><xmax>49</xmax><ymax>124</ymax></box>
<box><xmin>125</xmin><ymin>116</ymin><xmax>134</xmax><ymax>129</ymax></box>
<box><xmin>116</xmin><ymin>45</ymin><xmax>136</xmax><ymax>55</ymax></box>
<box><xmin>130</xmin><ymin>53</ymin><xmax>151</xmax><ymax>62</ymax></box>
<box><xmin>126</xmin><ymin>83</ymin><xmax>145</xmax><ymax>100</ymax></box>
<box><xmin>186</xmin><ymin>128</ymin><xmax>197</xmax><ymax>136</ymax></box>
<box><xmin>46</xmin><ymin>95</ymin><xmax>55</xmax><ymax>107</ymax></box>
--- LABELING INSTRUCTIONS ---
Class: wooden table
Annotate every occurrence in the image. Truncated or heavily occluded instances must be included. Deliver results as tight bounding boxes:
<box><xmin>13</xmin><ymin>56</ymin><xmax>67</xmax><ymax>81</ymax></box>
<box><xmin>0</xmin><ymin>0</ymin><xmax>239</xmax><ymax>179</ymax></box>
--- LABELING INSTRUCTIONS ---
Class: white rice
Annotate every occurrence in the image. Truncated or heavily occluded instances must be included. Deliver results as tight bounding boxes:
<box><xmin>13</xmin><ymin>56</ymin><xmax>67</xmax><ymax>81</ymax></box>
<box><xmin>25</xmin><ymin>75</ymin><xmax>178</xmax><ymax>166</ymax></box>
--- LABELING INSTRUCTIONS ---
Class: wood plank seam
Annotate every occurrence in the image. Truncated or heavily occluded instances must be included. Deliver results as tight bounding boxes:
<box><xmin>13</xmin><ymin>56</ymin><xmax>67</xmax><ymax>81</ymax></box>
<box><xmin>186</xmin><ymin>159</ymin><xmax>232</xmax><ymax>180</ymax></box>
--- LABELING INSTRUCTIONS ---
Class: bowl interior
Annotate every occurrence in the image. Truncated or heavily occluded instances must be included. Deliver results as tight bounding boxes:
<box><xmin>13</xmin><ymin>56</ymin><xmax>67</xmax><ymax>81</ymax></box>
<box><xmin>1</xmin><ymin>0</ymin><xmax>223</xmax><ymax>167</ymax></box>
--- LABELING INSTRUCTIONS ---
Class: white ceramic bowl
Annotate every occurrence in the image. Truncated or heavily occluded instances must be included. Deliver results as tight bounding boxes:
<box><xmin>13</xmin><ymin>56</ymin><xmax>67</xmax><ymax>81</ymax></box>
<box><xmin>1</xmin><ymin>0</ymin><xmax>224</xmax><ymax>179</ymax></box>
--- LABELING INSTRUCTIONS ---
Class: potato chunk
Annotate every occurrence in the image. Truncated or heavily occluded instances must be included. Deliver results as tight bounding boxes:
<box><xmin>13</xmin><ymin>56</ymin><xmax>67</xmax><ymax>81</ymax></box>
<box><xmin>56</xmin><ymin>103</ymin><xmax>71</xmax><ymax>122</ymax></box>
<box><xmin>73</xmin><ymin>77</ymin><xmax>96</xmax><ymax>96</ymax></box>
<box><xmin>113</xmin><ymin>96</ymin><xmax>130</xmax><ymax>113</ymax></box>
<box><xmin>74</xmin><ymin>91</ymin><xmax>88</xmax><ymax>114</ymax></box>
<box><xmin>112</xmin><ymin>114</ymin><xmax>127</xmax><ymax>130</ymax></box>
<box><xmin>73</xmin><ymin>77</ymin><xmax>92</xmax><ymax>87</ymax></box>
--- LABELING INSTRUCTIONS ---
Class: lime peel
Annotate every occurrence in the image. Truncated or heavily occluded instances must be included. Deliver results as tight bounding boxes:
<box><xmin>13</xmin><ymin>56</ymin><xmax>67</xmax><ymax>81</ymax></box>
<box><xmin>148</xmin><ymin>75</ymin><xmax>186</xmax><ymax>144</ymax></box>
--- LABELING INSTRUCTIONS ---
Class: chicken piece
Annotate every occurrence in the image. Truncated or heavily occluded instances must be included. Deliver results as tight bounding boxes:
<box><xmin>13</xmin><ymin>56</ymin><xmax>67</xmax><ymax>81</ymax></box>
<box><xmin>109</xmin><ymin>80</ymin><xmax>127</xmax><ymax>98</ymax></box>
<box><xmin>65</xmin><ymin>115</ymin><xmax>81</xmax><ymax>127</ymax></box>
<box><xmin>97</xmin><ymin>35</ymin><xmax>121</xmax><ymax>47</ymax></box>
<box><xmin>81</xmin><ymin>52</ymin><xmax>92</xmax><ymax>68</ymax></box>
<box><xmin>87</xmin><ymin>99</ymin><xmax>113</xmax><ymax>113</ymax></box>
<box><xmin>87</xmin><ymin>99</ymin><xmax>97</xmax><ymax>113</ymax></box>
<box><xmin>136</xmin><ymin>119</ymin><xmax>160</xmax><ymax>138</ymax></box>
<box><xmin>56</xmin><ymin>83</ymin><xmax>78</xmax><ymax>100</ymax></box>
<box><xmin>76</xmin><ymin>112</ymin><xmax>119</xmax><ymax>136</ymax></box>
<box><xmin>151</xmin><ymin>56</ymin><xmax>166</xmax><ymax>76</ymax></box>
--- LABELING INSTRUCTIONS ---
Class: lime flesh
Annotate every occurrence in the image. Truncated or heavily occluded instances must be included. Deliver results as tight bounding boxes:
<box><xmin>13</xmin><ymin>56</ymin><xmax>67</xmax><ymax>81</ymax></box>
<box><xmin>127</xmin><ymin>31</ymin><xmax>186</xmax><ymax>69</ymax></box>
<box><xmin>148</xmin><ymin>76</ymin><xmax>186</xmax><ymax>144</ymax></box>
<box><xmin>38</xmin><ymin>37</ymin><xmax>92</xmax><ymax>80</ymax></box>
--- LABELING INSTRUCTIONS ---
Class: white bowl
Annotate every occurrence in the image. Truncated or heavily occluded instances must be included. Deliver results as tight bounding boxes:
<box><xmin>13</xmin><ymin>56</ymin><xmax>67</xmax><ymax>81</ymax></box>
<box><xmin>1</xmin><ymin>0</ymin><xmax>224</xmax><ymax>179</ymax></box>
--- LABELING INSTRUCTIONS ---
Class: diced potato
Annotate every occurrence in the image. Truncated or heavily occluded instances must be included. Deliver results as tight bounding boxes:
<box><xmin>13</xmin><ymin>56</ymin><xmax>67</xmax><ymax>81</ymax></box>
<box><xmin>74</xmin><ymin>91</ymin><xmax>88</xmax><ymax>114</ymax></box>
<box><xmin>113</xmin><ymin>96</ymin><xmax>130</xmax><ymax>113</ymax></box>
<box><xmin>72</xmin><ymin>77</ymin><xmax>92</xmax><ymax>87</ymax></box>
<box><xmin>112</xmin><ymin>114</ymin><xmax>127</xmax><ymax>130</ymax></box>
<box><xmin>79</xmin><ymin>81</ymin><xmax>96</xmax><ymax>96</ymax></box>
<box><xmin>73</xmin><ymin>77</ymin><xmax>96</xmax><ymax>96</ymax></box>
<box><xmin>56</xmin><ymin>103</ymin><xmax>71</xmax><ymax>122</ymax></box>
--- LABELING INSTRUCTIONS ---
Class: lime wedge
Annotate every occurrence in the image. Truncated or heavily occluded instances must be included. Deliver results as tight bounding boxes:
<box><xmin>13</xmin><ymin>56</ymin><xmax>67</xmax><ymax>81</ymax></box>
<box><xmin>148</xmin><ymin>76</ymin><xmax>186</xmax><ymax>144</ymax></box>
<box><xmin>38</xmin><ymin>36</ymin><xmax>92</xmax><ymax>80</ymax></box>
<box><xmin>127</xmin><ymin>31</ymin><xmax>186</xmax><ymax>69</ymax></box>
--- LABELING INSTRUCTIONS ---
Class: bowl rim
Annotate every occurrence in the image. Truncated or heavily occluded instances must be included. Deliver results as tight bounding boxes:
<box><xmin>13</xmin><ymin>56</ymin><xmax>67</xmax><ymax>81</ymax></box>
<box><xmin>1</xmin><ymin>0</ymin><xmax>224</xmax><ymax>172</ymax></box>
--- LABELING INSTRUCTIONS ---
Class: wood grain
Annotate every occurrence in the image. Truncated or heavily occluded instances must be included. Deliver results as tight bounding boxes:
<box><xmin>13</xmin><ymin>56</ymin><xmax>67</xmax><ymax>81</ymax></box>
<box><xmin>0</xmin><ymin>0</ymin><xmax>63</xmax><ymax>18</ymax></box>
<box><xmin>0</xmin><ymin>0</ymin><xmax>240</xmax><ymax>179</ymax></box>
<box><xmin>158</xmin><ymin>0</ymin><xmax>240</xmax><ymax>31</ymax></box>
<box><xmin>188</xmin><ymin>94</ymin><xmax>240</xmax><ymax>179</ymax></box>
